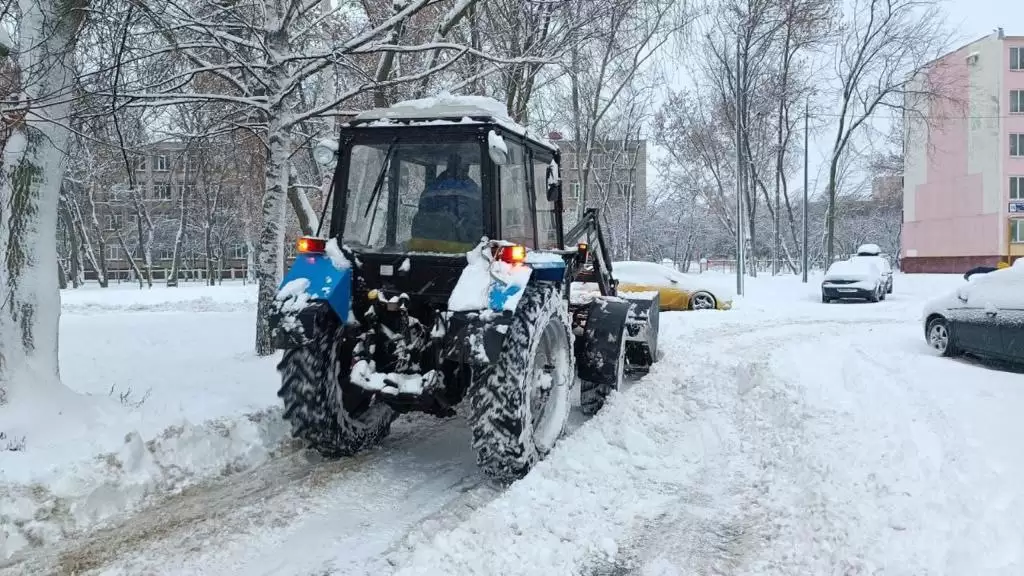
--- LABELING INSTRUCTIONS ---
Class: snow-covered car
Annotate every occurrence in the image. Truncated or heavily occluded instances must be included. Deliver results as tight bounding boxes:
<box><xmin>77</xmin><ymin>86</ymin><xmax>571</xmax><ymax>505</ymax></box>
<box><xmin>821</xmin><ymin>258</ymin><xmax>886</xmax><ymax>303</ymax></box>
<box><xmin>612</xmin><ymin>261</ymin><xmax>733</xmax><ymax>311</ymax></box>
<box><xmin>922</xmin><ymin>263</ymin><xmax>1024</xmax><ymax>363</ymax></box>
<box><xmin>851</xmin><ymin>243</ymin><xmax>893</xmax><ymax>294</ymax></box>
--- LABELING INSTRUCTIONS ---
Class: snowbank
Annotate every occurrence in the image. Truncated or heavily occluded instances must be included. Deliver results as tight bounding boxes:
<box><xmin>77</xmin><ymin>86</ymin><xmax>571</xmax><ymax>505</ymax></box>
<box><xmin>0</xmin><ymin>283</ymin><xmax>286</xmax><ymax>559</ymax></box>
<box><xmin>60</xmin><ymin>281</ymin><xmax>256</xmax><ymax>314</ymax></box>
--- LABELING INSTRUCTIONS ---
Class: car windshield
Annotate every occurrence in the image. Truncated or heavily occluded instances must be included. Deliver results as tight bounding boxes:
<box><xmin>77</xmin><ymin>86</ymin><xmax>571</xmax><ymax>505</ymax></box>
<box><xmin>341</xmin><ymin>140</ymin><xmax>483</xmax><ymax>254</ymax></box>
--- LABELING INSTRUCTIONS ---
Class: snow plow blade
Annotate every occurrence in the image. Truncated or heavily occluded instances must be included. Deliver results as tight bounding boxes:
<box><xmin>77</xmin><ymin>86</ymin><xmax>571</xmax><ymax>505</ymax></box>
<box><xmin>621</xmin><ymin>291</ymin><xmax>659</xmax><ymax>373</ymax></box>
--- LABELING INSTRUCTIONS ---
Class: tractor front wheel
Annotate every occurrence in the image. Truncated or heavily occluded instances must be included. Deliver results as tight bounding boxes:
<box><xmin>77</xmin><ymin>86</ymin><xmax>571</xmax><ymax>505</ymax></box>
<box><xmin>468</xmin><ymin>284</ymin><xmax>574</xmax><ymax>483</ymax></box>
<box><xmin>277</xmin><ymin>306</ymin><xmax>396</xmax><ymax>457</ymax></box>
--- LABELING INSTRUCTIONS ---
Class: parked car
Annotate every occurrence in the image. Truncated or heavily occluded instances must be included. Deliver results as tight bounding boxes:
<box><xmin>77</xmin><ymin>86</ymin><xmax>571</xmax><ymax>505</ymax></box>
<box><xmin>821</xmin><ymin>259</ymin><xmax>886</xmax><ymax>303</ymax></box>
<box><xmin>612</xmin><ymin>260</ymin><xmax>733</xmax><ymax>311</ymax></box>
<box><xmin>923</xmin><ymin>261</ymin><xmax>1024</xmax><ymax>363</ymax></box>
<box><xmin>851</xmin><ymin>243</ymin><xmax>894</xmax><ymax>294</ymax></box>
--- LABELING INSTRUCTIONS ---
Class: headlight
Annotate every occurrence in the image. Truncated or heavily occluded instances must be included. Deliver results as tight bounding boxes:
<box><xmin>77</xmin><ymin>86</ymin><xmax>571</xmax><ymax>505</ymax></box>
<box><xmin>313</xmin><ymin>140</ymin><xmax>338</xmax><ymax>166</ymax></box>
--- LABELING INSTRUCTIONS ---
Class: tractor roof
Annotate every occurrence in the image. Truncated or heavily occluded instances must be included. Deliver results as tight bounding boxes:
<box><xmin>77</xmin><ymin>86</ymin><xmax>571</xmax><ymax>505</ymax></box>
<box><xmin>349</xmin><ymin>95</ymin><xmax>558</xmax><ymax>152</ymax></box>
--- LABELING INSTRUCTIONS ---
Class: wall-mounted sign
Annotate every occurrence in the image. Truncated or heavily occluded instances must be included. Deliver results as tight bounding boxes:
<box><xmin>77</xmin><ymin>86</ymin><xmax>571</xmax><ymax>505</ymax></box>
<box><xmin>1010</xmin><ymin>202</ymin><xmax>1024</xmax><ymax>213</ymax></box>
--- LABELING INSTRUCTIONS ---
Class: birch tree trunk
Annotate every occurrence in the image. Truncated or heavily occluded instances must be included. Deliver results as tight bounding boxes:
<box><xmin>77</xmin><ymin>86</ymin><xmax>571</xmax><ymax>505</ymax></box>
<box><xmin>0</xmin><ymin>0</ymin><xmax>87</xmax><ymax>404</ymax></box>
<box><xmin>254</xmin><ymin>112</ymin><xmax>291</xmax><ymax>355</ymax></box>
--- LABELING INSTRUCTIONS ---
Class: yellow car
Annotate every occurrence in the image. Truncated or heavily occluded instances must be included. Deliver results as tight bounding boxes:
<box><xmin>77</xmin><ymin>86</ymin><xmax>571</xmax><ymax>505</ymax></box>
<box><xmin>612</xmin><ymin>261</ymin><xmax>733</xmax><ymax>311</ymax></box>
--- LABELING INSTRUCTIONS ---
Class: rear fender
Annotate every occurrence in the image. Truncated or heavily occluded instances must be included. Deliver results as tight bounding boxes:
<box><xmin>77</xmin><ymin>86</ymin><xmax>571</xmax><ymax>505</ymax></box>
<box><xmin>270</xmin><ymin>253</ymin><xmax>352</xmax><ymax>348</ymax></box>
<box><xmin>442</xmin><ymin>311</ymin><xmax>514</xmax><ymax>366</ymax></box>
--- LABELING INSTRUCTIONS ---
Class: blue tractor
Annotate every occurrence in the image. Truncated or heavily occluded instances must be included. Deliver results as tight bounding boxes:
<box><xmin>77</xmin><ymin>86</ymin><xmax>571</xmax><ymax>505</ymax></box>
<box><xmin>269</xmin><ymin>97</ymin><xmax>659</xmax><ymax>482</ymax></box>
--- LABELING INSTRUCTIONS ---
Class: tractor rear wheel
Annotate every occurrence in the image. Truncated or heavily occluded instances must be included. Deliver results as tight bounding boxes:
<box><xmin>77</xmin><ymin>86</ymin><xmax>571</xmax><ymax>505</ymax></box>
<box><xmin>468</xmin><ymin>284</ymin><xmax>574</xmax><ymax>483</ymax></box>
<box><xmin>277</xmin><ymin>306</ymin><xmax>396</xmax><ymax>457</ymax></box>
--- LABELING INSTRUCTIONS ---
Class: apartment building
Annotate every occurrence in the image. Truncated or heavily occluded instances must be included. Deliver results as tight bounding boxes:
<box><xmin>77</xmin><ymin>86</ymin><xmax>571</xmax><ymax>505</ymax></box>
<box><xmin>93</xmin><ymin>141</ymin><xmax>251</xmax><ymax>280</ymax></box>
<box><xmin>902</xmin><ymin>28</ymin><xmax>1024</xmax><ymax>272</ymax></box>
<box><xmin>549</xmin><ymin>134</ymin><xmax>647</xmax><ymax>216</ymax></box>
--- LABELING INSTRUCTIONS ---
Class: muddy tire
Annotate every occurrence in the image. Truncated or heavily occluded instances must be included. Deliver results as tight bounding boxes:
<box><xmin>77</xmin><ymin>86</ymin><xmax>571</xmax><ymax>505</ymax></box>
<box><xmin>277</xmin><ymin>306</ymin><xmax>396</xmax><ymax>457</ymax></box>
<box><xmin>468</xmin><ymin>284</ymin><xmax>574</xmax><ymax>483</ymax></box>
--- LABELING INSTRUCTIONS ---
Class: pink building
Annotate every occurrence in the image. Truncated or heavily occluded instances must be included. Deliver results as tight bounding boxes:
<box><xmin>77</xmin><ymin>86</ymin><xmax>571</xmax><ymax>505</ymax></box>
<box><xmin>902</xmin><ymin>29</ymin><xmax>1024</xmax><ymax>273</ymax></box>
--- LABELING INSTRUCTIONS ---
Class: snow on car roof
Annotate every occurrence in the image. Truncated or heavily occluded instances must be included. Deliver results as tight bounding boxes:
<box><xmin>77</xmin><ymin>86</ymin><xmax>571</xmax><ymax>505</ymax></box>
<box><xmin>826</xmin><ymin>258</ymin><xmax>880</xmax><ymax>276</ymax></box>
<box><xmin>352</xmin><ymin>94</ymin><xmax>558</xmax><ymax>151</ymax></box>
<box><xmin>612</xmin><ymin>261</ymin><xmax>735</xmax><ymax>297</ymax></box>
<box><xmin>856</xmin><ymin>243</ymin><xmax>881</xmax><ymax>255</ymax></box>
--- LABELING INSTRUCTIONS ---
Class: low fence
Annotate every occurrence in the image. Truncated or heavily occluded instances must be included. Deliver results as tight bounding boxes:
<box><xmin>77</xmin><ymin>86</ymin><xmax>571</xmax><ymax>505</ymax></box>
<box><xmin>82</xmin><ymin>268</ymin><xmax>253</xmax><ymax>284</ymax></box>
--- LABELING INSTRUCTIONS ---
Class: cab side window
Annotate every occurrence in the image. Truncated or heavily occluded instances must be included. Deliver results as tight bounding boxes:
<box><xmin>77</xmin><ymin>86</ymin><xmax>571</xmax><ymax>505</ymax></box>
<box><xmin>532</xmin><ymin>155</ymin><xmax>559</xmax><ymax>249</ymax></box>
<box><xmin>499</xmin><ymin>141</ymin><xmax>535</xmax><ymax>247</ymax></box>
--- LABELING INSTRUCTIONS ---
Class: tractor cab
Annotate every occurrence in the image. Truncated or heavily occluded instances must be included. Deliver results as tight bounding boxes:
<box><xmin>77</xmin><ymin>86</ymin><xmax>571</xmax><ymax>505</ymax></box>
<box><xmin>317</xmin><ymin>97</ymin><xmax>564</xmax><ymax>258</ymax></box>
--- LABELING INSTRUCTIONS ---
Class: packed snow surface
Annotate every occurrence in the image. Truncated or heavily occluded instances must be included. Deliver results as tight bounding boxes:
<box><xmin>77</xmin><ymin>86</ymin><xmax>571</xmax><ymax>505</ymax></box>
<box><xmin>5</xmin><ymin>272</ymin><xmax>1024</xmax><ymax>576</ymax></box>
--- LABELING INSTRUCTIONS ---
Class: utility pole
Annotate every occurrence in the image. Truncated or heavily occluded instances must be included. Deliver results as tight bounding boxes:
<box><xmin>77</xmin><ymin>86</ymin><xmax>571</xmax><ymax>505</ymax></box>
<box><xmin>802</xmin><ymin>98</ymin><xmax>809</xmax><ymax>283</ymax></box>
<box><xmin>734</xmin><ymin>35</ymin><xmax>745</xmax><ymax>295</ymax></box>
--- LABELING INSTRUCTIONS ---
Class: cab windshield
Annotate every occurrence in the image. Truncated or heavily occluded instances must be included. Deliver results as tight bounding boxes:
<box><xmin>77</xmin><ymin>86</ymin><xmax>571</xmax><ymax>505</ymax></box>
<box><xmin>340</xmin><ymin>140</ymin><xmax>484</xmax><ymax>254</ymax></box>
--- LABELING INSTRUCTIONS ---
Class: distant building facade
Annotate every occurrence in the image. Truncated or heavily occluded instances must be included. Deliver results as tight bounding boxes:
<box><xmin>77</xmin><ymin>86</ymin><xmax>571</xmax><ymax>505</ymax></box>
<box><xmin>92</xmin><ymin>141</ymin><xmax>251</xmax><ymax>281</ymax></box>
<box><xmin>902</xmin><ymin>29</ymin><xmax>1024</xmax><ymax>272</ymax></box>
<box><xmin>549</xmin><ymin>135</ymin><xmax>647</xmax><ymax>216</ymax></box>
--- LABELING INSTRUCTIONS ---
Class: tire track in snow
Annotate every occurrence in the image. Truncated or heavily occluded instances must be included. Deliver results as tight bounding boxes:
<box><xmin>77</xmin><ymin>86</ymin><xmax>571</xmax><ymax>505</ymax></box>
<box><xmin>584</xmin><ymin>321</ymin><xmax>838</xmax><ymax>576</ymax></box>
<box><xmin>1</xmin><ymin>413</ymin><xmax>492</xmax><ymax>576</ymax></box>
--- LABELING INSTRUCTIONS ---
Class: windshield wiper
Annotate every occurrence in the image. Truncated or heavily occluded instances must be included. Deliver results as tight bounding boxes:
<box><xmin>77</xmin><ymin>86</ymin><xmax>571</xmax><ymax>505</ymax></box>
<box><xmin>364</xmin><ymin>138</ymin><xmax>398</xmax><ymax>219</ymax></box>
<box><xmin>362</xmin><ymin>138</ymin><xmax>398</xmax><ymax>246</ymax></box>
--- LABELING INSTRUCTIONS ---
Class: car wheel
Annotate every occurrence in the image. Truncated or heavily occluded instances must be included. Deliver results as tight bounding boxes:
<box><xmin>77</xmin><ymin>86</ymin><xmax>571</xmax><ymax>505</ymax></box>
<box><xmin>926</xmin><ymin>317</ymin><xmax>958</xmax><ymax>357</ymax></box>
<box><xmin>887</xmin><ymin>280</ymin><xmax>893</xmax><ymax>294</ymax></box>
<box><xmin>868</xmin><ymin>285</ymin><xmax>881</xmax><ymax>303</ymax></box>
<box><xmin>689</xmin><ymin>291</ymin><xmax>716</xmax><ymax>311</ymax></box>
<box><xmin>822</xmin><ymin>293</ymin><xmax>831</xmax><ymax>303</ymax></box>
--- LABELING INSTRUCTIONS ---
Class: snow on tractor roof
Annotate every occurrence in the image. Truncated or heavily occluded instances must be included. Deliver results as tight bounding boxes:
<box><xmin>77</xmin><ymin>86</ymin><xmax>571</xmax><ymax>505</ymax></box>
<box><xmin>352</xmin><ymin>94</ymin><xmax>558</xmax><ymax>151</ymax></box>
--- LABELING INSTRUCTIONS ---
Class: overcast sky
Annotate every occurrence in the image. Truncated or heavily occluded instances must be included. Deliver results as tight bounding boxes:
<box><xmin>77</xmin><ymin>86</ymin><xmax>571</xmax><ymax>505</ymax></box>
<box><xmin>646</xmin><ymin>0</ymin><xmax>1024</xmax><ymax>199</ymax></box>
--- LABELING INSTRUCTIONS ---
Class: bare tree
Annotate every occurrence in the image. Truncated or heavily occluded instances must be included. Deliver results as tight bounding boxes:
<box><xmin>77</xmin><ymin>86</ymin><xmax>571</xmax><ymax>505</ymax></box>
<box><xmin>822</xmin><ymin>0</ymin><xmax>955</xmax><ymax>264</ymax></box>
<box><xmin>96</xmin><ymin>0</ymin><xmax>551</xmax><ymax>355</ymax></box>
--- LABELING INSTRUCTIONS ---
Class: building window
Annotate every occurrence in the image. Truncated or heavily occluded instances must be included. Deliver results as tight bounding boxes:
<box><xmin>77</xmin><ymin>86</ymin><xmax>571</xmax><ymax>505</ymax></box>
<box><xmin>135</xmin><ymin>157</ymin><xmax>146</xmax><ymax>171</ymax></box>
<box><xmin>1012</xmin><ymin>47</ymin><xmax>1024</xmax><ymax>71</ymax></box>
<box><xmin>1012</xmin><ymin>177</ymin><xmax>1024</xmax><ymax>200</ymax></box>
<box><xmin>1011</xmin><ymin>134</ymin><xmax>1024</xmax><ymax>157</ymax></box>
<box><xmin>106</xmin><ymin>244</ymin><xmax>121</xmax><ymax>261</ymax></box>
<box><xmin>105</xmin><ymin>214</ymin><xmax>123</xmax><ymax>230</ymax></box>
<box><xmin>157</xmin><ymin>248</ymin><xmax>175</xmax><ymax>261</ymax></box>
<box><xmin>1012</xmin><ymin>219</ymin><xmax>1024</xmax><ymax>243</ymax></box>
<box><xmin>1013</xmin><ymin>91</ymin><xmax>1024</xmax><ymax>113</ymax></box>
<box><xmin>154</xmin><ymin>183</ymin><xmax>172</xmax><ymax>200</ymax></box>
<box><xmin>571</xmin><ymin>181</ymin><xmax>581</xmax><ymax>200</ymax></box>
<box><xmin>230</xmin><ymin>244</ymin><xmax>247</xmax><ymax>259</ymax></box>
<box><xmin>153</xmin><ymin>155</ymin><xmax>169</xmax><ymax>172</ymax></box>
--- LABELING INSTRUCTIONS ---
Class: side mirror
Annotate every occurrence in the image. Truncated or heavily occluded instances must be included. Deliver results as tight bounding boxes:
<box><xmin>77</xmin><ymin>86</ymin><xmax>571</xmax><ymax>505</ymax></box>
<box><xmin>487</xmin><ymin>130</ymin><xmax>508</xmax><ymax>166</ymax></box>
<box><xmin>545</xmin><ymin>162</ymin><xmax>561</xmax><ymax>202</ymax></box>
<box><xmin>547</xmin><ymin>182</ymin><xmax>561</xmax><ymax>202</ymax></box>
<box><xmin>313</xmin><ymin>139</ymin><xmax>338</xmax><ymax>166</ymax></box>
<box><xmin>956</xmin><ymin>286</ymin><xmax>969</xmax><ymax>303</ymax></box>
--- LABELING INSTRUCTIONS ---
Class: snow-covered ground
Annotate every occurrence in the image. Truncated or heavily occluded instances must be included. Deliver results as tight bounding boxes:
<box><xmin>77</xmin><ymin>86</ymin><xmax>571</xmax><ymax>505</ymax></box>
<box><xmin>4</xmin><ymin>272</ymin><xmax>1024</xmax><ymax>575</ymax></box>
<box><xmin>0</xmin><ymin>282</ymin><xmax>287</xmax><ymax>560</ymax></box>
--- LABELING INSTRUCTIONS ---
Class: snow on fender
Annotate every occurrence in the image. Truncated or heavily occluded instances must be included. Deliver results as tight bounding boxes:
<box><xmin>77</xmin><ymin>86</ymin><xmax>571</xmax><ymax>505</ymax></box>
<box><xmin>275</xmin><ymin>238</ymin><xmax>353</xmax><ymax>326</ymax></box>
<box><xmin>448</xmin><ymin>240</ymin><xmax>533</xmax><ymax>313</ymax></box>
